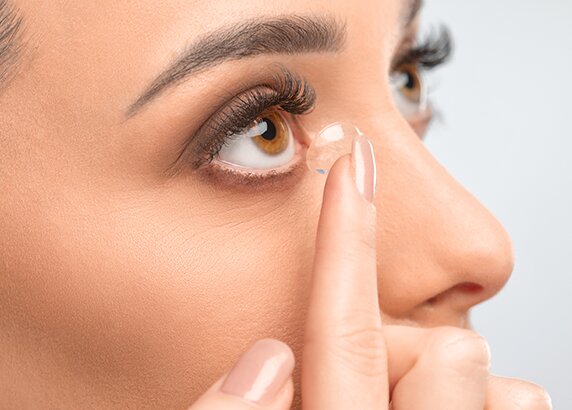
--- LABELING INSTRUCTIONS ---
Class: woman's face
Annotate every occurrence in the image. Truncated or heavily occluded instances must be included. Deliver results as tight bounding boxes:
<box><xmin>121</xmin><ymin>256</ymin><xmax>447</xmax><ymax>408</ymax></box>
<box><xmin>0</xmin><ymin>0</ymin><xmax>514</xmax><ymax>407</ymax></box>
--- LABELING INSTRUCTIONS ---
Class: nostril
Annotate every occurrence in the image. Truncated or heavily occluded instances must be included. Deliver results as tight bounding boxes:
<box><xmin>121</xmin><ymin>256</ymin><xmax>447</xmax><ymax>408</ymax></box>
<box><xmin>456</xmin><ymin>282</ymin><xmax>484</xmax><ymax>294</ymax></box>
<box><xmin>426</xmin><ymin>296</ymin><xmax>438</xmax><ymax>305</ymax></box>
<box><xmin>426</xmin><ymin>282</ymin><xmax>484</xmax><ymax>306</ymax></box>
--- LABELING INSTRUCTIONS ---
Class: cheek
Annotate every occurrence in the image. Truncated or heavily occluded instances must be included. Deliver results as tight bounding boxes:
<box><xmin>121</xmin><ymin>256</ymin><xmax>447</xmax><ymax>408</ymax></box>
<box><xmin>163</xmin><ymin>184</ymin><xmax>318</xmax><ymax>399</ymax></box>
<box><xmin>1</xmin><ymin>176</ymin><xmax>319</xmax><ymax>404</ymax></box>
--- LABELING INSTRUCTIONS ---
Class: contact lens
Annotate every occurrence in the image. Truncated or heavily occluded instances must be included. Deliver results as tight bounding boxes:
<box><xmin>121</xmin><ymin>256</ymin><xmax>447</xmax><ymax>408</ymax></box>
<box><xmin>306</xmin><ymin>122</ymin><xmax>363</xmax><ymax>174</ymax></box>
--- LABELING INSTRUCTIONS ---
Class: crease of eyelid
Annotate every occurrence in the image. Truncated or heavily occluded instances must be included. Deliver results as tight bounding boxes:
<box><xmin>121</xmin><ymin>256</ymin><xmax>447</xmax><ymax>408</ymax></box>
<box><xmin>126</xmin><ymin>14</ymin><xmax>347</xmax><ymax>117</ymax></box>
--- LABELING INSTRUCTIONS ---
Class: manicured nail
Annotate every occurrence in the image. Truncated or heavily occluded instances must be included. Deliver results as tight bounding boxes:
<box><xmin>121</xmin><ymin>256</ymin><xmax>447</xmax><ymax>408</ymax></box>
<box><xmin>352</xmin><ymin>134</ymin><xmax>377</xmax><ymax>203</ymax></box>
<box><xmin>220</xmin><ymin>339</ymin><xmax>294</xmax><ymax>405</ymax></box>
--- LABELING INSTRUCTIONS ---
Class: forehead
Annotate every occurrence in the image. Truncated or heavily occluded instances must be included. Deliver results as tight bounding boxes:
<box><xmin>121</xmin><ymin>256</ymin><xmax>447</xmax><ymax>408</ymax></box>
<box><xmin>15</xmin><ymin>0</ymin><xmax>408</xmax><ymax>117</ymax></box>
<box><xmin>21</xmin><ymin>0</ymin><xmax>404</xmax><ymax>44</ymax></box>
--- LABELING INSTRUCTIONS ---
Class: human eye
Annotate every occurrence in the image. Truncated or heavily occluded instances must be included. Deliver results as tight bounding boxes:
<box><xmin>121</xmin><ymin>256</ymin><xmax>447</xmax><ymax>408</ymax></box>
<box><xmin>390</xmin><ymin>27</ymin><xmax>452</xmax><ymax>134</ymax></box>
<box><xmin>179</xmin><ymin>67</ymin><xmax>316</xmax><ymax>187</ymax></box>
<box><xmin>390</xmin><ymin>63</ymin><xmax>428</xmax><ymax>119</ymax></box>
<box><xmin>216</xmin><ymin>109</ymin><xmax>296</xmax><ymax>171</ymax></box>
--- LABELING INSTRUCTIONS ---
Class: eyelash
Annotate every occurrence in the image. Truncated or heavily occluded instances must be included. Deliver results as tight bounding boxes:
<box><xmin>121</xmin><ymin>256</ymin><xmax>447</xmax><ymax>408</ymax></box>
<box><xmin>190</xmin><ymin>69</ymin><xmax>315</xmax><ymax>170</ymax></box>
<box><xmin>392</xmin><ymin>26</ymin><xmax>452</xmax><ymax>70</ymax></box>
<box><xmin>191</xmin><ymin>26</ymin><xmax>452</xmax><ymax>183</ymax></box>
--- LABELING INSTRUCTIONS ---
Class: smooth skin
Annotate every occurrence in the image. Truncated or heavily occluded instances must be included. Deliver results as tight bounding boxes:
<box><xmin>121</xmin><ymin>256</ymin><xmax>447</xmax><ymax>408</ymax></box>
<box><xmin>0</xmin><ymin>0</ymin><xmax>550</xmax><ymax>408</ymax></box>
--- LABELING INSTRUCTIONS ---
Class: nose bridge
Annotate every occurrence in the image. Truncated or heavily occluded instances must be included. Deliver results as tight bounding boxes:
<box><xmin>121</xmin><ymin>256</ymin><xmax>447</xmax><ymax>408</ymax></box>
<box><xmin>363</xmin><ymin>113</ymin><xmax>514</xmax><ymax>318</ymax></box>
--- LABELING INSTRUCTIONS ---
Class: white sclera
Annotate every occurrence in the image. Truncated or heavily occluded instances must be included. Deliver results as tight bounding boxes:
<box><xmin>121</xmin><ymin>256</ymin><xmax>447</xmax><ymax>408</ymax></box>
<box><xmin>306</xmin><ymin>122</ymin><xmax>362</xmax><ymax>174</ymax></box>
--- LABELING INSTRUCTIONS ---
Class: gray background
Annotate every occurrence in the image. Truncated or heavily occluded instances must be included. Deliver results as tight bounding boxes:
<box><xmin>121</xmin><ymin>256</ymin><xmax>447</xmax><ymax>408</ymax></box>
<box><xmin>422</xmin><ymin>0</ymin><xmax>572</xmax><ymax>407</ymax></box>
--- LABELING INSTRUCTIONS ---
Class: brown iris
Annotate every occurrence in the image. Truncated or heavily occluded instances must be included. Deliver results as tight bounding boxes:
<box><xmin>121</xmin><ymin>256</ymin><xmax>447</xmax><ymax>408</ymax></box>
<box><xmin>396</xmin><ymin>64</ymin><xmax>422</xmax><ymax>103</ymax></box>
<box><xmin>250</xmin><ymin>110</ymin><xmax>290</xmax><ymax>155</ymax></box>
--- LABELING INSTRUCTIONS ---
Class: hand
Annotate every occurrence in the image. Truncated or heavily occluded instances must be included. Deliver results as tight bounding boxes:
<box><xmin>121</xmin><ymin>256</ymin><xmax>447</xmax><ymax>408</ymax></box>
<box><xmin>187</xmin><ymin>136</ymin><xmax>551</xmax><ymax>409</ymax></box>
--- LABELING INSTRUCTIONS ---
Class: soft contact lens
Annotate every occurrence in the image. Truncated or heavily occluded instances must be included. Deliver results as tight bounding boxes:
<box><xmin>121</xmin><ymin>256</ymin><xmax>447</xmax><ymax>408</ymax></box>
<box><xmin>306</xmin><ymin>122</ymin><xmax>362</xmax><ymax>175</ymax></box>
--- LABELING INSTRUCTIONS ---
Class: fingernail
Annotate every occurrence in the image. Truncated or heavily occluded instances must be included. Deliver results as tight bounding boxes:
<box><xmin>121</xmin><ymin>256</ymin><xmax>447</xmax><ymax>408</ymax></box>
<box><xmin>220</xmin><ymin>339</ymin><xmax>294</xmax><ymax>405</ymax></box>
<box><xmin>352</xmin><ymin>134</ymin><xmax>377</xmax><ymax>203</ymax></box>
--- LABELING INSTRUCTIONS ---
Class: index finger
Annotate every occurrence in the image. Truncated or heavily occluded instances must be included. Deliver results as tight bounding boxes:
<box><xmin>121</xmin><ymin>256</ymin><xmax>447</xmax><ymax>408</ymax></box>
<box><xmin>302</xmin><ymin>134</ymin><xmax>387</xmax><ymax>409</ymax></box>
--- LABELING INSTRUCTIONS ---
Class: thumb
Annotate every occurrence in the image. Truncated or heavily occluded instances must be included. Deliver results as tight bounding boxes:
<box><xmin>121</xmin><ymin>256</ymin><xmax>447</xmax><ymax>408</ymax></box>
<box><xmin>188</xmin><ymin>339</ymin><xmax>295</xmax><ymax>410</ymax></box>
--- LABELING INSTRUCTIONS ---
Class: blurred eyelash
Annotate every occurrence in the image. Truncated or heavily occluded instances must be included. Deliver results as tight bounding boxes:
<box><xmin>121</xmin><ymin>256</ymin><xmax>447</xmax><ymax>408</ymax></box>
<box><xmin>190</xmin><ymin>68</ymin><xmax>315</xmax><ymax>169</ymax></box>
<box><xmin>392</xmin><ymin>25</ymin><xmax>453</xmax><ymax>70</ymax></box>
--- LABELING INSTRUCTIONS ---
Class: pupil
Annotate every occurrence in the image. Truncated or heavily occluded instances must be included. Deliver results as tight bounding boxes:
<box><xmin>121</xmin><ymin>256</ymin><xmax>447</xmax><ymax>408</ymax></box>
<box><xmin>261</xmin><ymin>118</ymin><xmax>277</xmax><ymax>141</ymax></box>
<box><xmin>405</xmin><ymin>72</ymin><xmax>416</xmax><ymax>89</ymax></box>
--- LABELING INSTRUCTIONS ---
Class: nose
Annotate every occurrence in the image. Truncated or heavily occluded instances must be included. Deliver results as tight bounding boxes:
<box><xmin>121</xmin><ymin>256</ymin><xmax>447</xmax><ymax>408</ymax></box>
<box><xmin>366</xmin><ymin>115</ymin><xmax>514</xmax><ymax>327</ymax></box>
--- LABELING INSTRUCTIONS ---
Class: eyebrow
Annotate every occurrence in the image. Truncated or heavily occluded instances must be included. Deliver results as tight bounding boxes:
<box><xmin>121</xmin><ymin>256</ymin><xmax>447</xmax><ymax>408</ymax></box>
<box><xmin>127</xmin><ymin>15</ymin><xmax>347</xmax><ymax>117</ymax></box>
<box><xmin>128</xmin><ymin>2</ymin><xmax>424</xmax><ymax>118</ymax></box>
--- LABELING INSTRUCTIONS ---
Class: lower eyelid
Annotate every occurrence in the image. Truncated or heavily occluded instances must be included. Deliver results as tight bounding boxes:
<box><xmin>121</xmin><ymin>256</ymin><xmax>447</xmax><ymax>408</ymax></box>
<box><xmin>194</xmin><ymin>128</ymin><xmax>306</xmax><ymax>185</ymax></box>
<box><xmin>196</xmin><ymin>153</ymin><xmax>308</xmax><ymax>193</ymax></box>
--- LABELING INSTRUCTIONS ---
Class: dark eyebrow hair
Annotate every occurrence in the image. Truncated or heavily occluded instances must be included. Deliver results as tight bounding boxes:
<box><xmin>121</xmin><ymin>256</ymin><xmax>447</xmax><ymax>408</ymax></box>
<box><xmin>0</xmin><ymin>0</ymin><xmax>24</xmax><ymax>88</ymax></box>
<box><xmin>127</xmin><ymin>14</ymin><xmax>346</xmax><ymax>117</ymax></box>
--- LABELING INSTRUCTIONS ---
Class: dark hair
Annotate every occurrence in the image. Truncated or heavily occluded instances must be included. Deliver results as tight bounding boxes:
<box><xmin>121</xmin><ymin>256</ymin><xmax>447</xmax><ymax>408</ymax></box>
<box><xmin>0</xmin><ymin>0</ymin><xmax>24</xmax><ymax>87</ymax></box>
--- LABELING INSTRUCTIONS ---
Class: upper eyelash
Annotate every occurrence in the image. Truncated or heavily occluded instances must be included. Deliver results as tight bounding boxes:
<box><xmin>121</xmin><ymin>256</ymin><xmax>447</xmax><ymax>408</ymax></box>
<box><xmin>190</xmin><ymin>68</ymin><xmax>316</xmax><ymax>169</ymax></box>
<box><xmin>393</xmin><ymin>25</ymin><xmax>453</xmax><ymax>70</ymax></box>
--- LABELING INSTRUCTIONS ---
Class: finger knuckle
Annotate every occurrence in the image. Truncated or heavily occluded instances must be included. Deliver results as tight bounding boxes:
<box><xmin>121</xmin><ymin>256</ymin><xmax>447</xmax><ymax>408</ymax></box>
<box><xmin>327</xmin><ymin>321</ymin><xmax>388</xmax><ymax>379</ymax></box>
<box><xmin>338</xmin><ymin>245</ymin><xmax>376</xmax><ymax>267</ymax></box>
<box><xmin>430</xmin><ymin>327</ymin><xmax>491</xmax><ymax>373</ymax></box>
<box><xmin>509</xmin><ymin>381</ymin><xmax>552</xmax><ymax>409</ymax></box>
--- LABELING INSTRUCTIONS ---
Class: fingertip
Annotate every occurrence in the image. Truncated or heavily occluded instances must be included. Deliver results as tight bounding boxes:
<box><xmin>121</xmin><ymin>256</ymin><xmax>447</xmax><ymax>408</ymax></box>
<box><xmin>189</xmin><ymin>339</ymin><xmax>295</xmax><ymax>409</ymax></box>
<box><xmin>322</xmin><ymin>154</ymin><xmax>354</xmax><ymax>199</ymax></box>
<box><xmin>322</xmin><ymin>144</ymin><xmax>377</xmax><ymax>216</ymax></box>
<box><xmin>320</xmin><ymin>154</ymin><xmax>374</xmax><ymax>226</ymax></box>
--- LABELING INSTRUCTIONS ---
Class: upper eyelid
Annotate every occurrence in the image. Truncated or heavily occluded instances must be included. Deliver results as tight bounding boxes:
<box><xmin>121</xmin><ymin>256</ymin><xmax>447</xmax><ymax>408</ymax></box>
<box><xmin>192</xmin><ymin>78</ymin><xmax>315</xmax><ymax>164</ymax></box>
<box><xmin>194</xmin><ymin>69</ymin><xmax>315</xmax><ymax>147</ymax></box>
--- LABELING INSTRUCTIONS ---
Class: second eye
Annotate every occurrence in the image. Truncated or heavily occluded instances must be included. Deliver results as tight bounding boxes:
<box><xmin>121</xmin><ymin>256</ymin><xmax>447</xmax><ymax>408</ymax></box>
<box><xmin>390</xmin><ymin>64</ymin><xmax>428</xmax><ymax>120</ymax></box>
<box><xmin>215</xmin><ymin>109</ymin><xmax>297</xmax><ymax>170</ymax></box>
